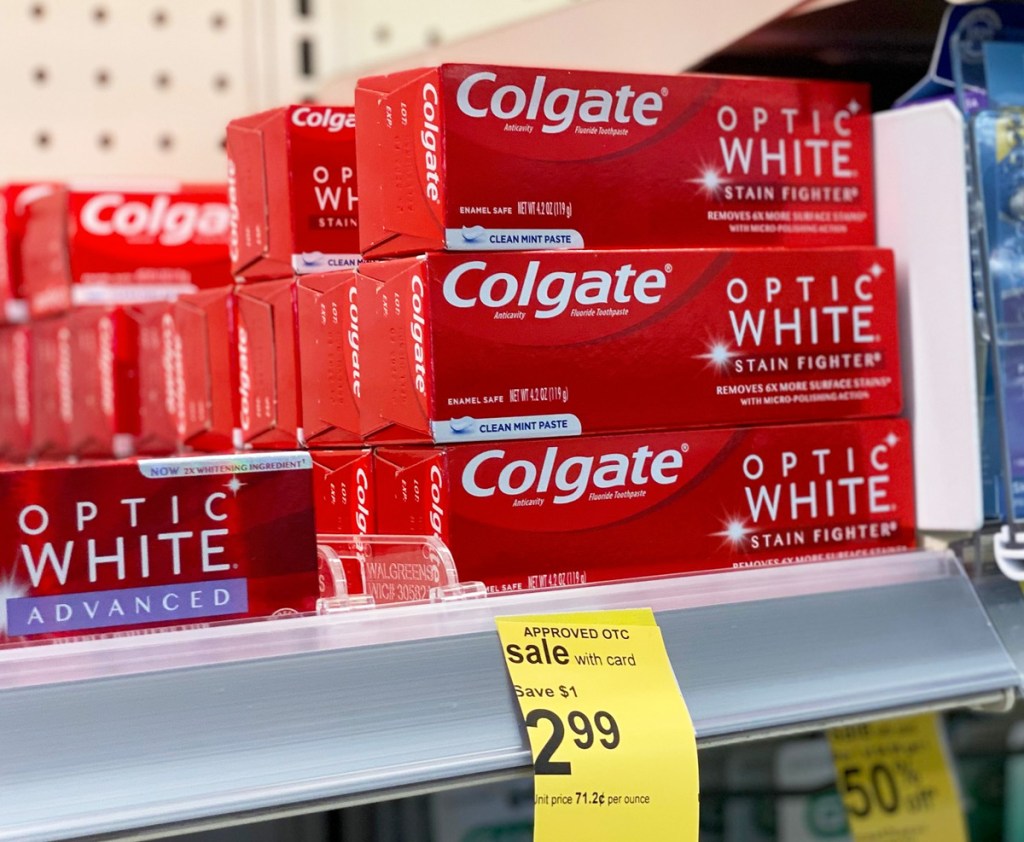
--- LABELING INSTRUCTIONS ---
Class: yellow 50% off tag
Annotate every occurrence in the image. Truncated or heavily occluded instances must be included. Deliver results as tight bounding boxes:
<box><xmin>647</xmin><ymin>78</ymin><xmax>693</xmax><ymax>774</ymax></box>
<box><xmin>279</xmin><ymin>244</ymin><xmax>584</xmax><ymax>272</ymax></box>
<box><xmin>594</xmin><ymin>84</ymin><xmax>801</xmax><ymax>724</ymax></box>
<box><xmin>829</xmin><ymin>713</ymin><xmax>967</xmax><ymax>842</ymax></box>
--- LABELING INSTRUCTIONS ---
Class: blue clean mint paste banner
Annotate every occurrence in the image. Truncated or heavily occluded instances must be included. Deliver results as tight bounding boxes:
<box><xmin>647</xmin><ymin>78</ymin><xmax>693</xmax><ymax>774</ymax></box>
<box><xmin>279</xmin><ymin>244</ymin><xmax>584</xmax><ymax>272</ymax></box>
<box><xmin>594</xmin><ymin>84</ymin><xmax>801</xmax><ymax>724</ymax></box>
<box><xmin>432</xmin><ymin>414</ymin><xmax>582</xmax><ymax>442</ymax></box>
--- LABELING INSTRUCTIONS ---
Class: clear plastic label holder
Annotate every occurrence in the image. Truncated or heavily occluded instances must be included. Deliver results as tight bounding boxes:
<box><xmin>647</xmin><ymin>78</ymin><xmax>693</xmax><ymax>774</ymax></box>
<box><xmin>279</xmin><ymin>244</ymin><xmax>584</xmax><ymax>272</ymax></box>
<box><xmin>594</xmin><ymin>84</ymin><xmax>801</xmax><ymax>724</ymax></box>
<box><xmin>316</xmin><ymin>533</ymin><xmax>486</xmax><ymax>611</ymax></box>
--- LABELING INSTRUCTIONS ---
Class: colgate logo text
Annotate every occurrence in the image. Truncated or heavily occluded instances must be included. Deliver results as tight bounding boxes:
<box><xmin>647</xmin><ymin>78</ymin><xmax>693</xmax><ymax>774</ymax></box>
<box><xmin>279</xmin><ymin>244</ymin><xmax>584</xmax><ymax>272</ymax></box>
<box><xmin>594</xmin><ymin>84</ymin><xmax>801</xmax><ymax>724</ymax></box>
<box><xmin>172</xmin><ymin>329</ymin><xmax>186</xmax><ymax>438</ymax></box>
<box><xmin>421</xmin><ymin>84</ymin><xmax>441</xmax><ymax>204</ymax></box>
<box><xmin>161</xmin><ymin>314</ymin><xmax>178</xmax><ymax>416</ymax></box>
<box><xmin>463</xmin><ymin>444</ymin><xmax>685</xmax><ymax>504</ymax></box>
<box><xmin>346</xmin><ymin>285</ymin><xmax>361</xmax><ymax>398</ymax></box>
<box><xmin>237</xmin><ymin>326</ymin><xmax>251</xmax><ymax>432</ymax></box>
<box><xmin>12</xmin><ymin>330</ymin><xmax>30</xmax><ymax>427</ymax></box>
<box><xmin>354</xmin><ymin>467</ymin><xmax>371</xmax><ymax>534</ymax></box>
<box><xmin>227</xmin><ymin>159</ymin><xmax>240</xmax><ymax>262</ymax></box>
<box><xmin>56</xmin><ymin>327</ymin><xmax>73</xmax><ymax>425</ymax></box>
<box><xmin>428</xmin><ymin>464</ymin><xmax>444</xmax><ymax>537</ymax></box>
<box><xmin>443</xmin><ymin>260</ymin><xmax>666</xmax><ymax>318</ymax></box>
<box><xmin>291</xmin><ymin>106</ymin><xmax>356</xmax><ymax>132</ymax></box>
<box><xmin>98</xmin><ymin>316</ymin><xmax>115</xmax><ymax>419</ymax></box>
<box><xmin>410</xmin><ymin>274</ymin><xmax>427</xmax><ymax>395</ymax></box>
<box><xmin>80</xmin><ymin>194</ymin><xmax>230</xmax><ymax>246</ymax></box>
<box><xmin>456</xmin><ymin>72</ymin><xmax>663</xmax><ymax>135</ymax></box>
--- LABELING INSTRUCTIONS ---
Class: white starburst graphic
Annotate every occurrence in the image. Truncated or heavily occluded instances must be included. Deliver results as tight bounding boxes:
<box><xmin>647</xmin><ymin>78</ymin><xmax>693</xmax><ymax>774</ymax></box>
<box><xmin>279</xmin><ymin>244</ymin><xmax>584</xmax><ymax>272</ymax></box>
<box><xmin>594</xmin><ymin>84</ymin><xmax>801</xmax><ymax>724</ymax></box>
<box><xmin>696</xmin><ymin>340</ymin><xmax>738</xmax><ymax>369</ymax></box>
<box><xmin>0</xmin><ymin>572</ymin><xmax>28</xmax><ymax>635</ymax></box>
<box><xmin>224</xmin><ymin>476</ymin><xmax>246</xmax><ymax>496</ymax></box>
<box><xmin>689</xmin><ymin>164</ymin><xmax>730</xmax><ymax>197</ymax></box>
<box><xmin>713</xmin><ymin>517</ymin><xmax>752</xmax><ymax>546</ymax></box>
<box><xmin>885</xmin><ymin>432</ymin><xmax>900</xmax><ymax>448</ymax></box>
<box><xmin>869</xmin><ymin>262</ymin><xmax>885</xmax><ymax>278</ymax></box>
<box><xmin>847</xmin><ymin>99</ymin><xmax>862</xmax><ymax>115</ymax></box>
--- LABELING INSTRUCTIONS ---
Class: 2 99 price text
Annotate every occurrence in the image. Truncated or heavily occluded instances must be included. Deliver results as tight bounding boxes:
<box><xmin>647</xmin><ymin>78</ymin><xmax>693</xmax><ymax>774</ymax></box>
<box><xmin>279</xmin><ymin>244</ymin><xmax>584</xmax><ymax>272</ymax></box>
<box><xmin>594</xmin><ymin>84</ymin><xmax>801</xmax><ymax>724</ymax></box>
<box><xmin>526</xmin><ymin>708</ymin><xmax>620</xmax><ymax>775</ymax></box>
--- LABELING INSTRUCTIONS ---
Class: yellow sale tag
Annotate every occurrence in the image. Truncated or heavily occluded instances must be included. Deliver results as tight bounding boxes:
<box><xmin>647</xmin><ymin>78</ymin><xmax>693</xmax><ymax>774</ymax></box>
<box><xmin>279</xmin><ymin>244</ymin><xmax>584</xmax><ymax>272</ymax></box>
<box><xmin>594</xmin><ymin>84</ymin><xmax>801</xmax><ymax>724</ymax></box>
<box><xmin>495</xmin><ymin>608</ymin><xmax>699</xmax><ymax>841</ymax></box>
<box><xmin>828</xmin><ymin>713</ymin><xmax>967</xmax><ymax>842</ymax></box>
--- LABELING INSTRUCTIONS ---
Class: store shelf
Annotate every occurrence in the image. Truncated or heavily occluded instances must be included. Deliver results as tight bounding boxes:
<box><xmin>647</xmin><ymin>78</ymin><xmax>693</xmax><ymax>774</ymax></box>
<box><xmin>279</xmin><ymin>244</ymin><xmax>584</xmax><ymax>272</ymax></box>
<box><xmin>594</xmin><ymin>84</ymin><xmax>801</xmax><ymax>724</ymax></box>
<box><xmin>976</xmin><ymin>572</ymin><xmax>1024</xmax><ymax>690</ymax></box>
<box><xmin>0</xmin><ymin>550</ymin><xmax>1017</xmax><ymax>841</ymax></box>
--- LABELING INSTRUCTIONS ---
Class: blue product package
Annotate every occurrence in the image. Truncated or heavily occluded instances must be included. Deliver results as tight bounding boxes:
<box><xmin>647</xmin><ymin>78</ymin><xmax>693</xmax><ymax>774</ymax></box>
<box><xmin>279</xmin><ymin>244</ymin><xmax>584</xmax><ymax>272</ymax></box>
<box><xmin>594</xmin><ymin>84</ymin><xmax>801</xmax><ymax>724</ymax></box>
<box><xmin>974</xmin><ymin>107</ymin><xmax>1024</xmax><ymax>519</ymax></box>
<box><xmin>899</xmin><ymin>3</ymin><xmax>1024</xmax><ymax>108</ymax></box>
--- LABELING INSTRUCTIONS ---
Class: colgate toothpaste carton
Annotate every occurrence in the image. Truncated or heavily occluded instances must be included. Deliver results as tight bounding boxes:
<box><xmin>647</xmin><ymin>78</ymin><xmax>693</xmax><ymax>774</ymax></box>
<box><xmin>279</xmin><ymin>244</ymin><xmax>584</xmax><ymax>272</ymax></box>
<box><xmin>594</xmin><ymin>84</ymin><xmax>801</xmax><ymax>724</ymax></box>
<box><xmin>21</xmin><ymin>182</ymin><xmax>231</xmax><ymax>318</ymax></box>
<box><xmin>297</xmin><ymin>272</ymin><xmax>362</xmax><ymax>446</ymax></box>
<box><xmin>30</xmin><ymin>316</ymin><xmax>73</xmax><ymax>459</ymax></box>
<box><xmin>228</xmin><ymin>105</ymin><xmax>359</xmax><ymax>279</ymax></box>
<box><xmin>0</xmin><ymin>451</ymin><xmax>318</xmax><ymax>645</ymax></box>
<box><xmin>360</xmin><ymin>247</ymin><xmax>902</xmax><ymax>443</ymax></box>
<box><xmin>173</xmin><ymin>287</ymin><xmax>239</xmax><ymax>453</ymax></box>
<box><xmin>235</xmin><ymin>275</ymin><xmax>363</xmax><ymax>449</ymax></box>
<box><xmin>128</xmin><ymin>301</ymin><xmax>178</xmax><ymax>455</ymax></box>
<box><xmin>312</xmin><ymin>449</ymin><xmax>374</xmax><ymax>535</ymax></box>
<box><xmin>68</xmin><ymin>306</ymin><xmax>140</xmax><ymax>459</ymax></box>
<box><xmin>356</xmin><ymin>64</ymin><xmax>875</xmax><ymax>257</ymax></box>
<box><xmin>235</xmin><ymin>279</ymin><xmax>302</xmax><ymax>449</ymax></box>
<box><xmin>20</xmin><ymin>187</ymin><xmax>69</xmax><ymax>318</ymax></box>
<box><xmin>0</xmin><ymin>184</ymin><xmax>50</xmax><ymax>324</ymax></box>
<box><xmin>0</xmin><ymin>324</ymin><xmax>32</xmax><ymax>461</ymax></box>
<box><xmin>311</xmin><ymin>449</ymin><xmax>373</xmax><ymax>603</ymax></box>
<box><xmin>375</xmin><ymin>419</ymin><xmax>915</xmax><ymax>592</ymax></box>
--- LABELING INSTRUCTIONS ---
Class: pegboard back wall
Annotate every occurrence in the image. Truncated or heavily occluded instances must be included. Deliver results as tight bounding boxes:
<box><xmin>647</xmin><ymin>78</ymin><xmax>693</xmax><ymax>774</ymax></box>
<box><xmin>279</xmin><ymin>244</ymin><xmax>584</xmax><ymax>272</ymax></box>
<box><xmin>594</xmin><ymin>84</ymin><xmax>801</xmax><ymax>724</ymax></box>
<box><xmin>0</xmin><ymin>0</ymin><xmax>580</xmax><ymax>181</ymax></box>
<box><xmin>0</xmin><ymin>0</ymin><xmax>333</xmax><ymax>181</ymax></box>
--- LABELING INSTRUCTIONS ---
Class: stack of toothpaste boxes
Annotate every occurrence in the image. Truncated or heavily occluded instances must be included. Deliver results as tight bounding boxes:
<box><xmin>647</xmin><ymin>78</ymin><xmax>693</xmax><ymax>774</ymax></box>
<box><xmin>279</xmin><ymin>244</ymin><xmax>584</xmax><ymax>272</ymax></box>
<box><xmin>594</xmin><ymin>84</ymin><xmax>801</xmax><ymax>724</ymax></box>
<box><xmin>13</xmin><ymin>182</ymin><xmax>233</xmax><ymax>460</ymax></box>
<box><xmin>352</xmin><ymin>64</ymin><xmax>915</xmax><ymax>593</ymax></box>
<box><xmin>223</xmin><ymin>104</ymin><xmax>370</xmax><ymax>543</ymax></box>
<box><xmin>0</xmin><ymin>65</ymin><xmax>917</xmax><ymax>645</ymax></box>
<box><xmin>0</xmin><ymin>180</ymin><xmax>326</xmax><ymax>644</ymax></box>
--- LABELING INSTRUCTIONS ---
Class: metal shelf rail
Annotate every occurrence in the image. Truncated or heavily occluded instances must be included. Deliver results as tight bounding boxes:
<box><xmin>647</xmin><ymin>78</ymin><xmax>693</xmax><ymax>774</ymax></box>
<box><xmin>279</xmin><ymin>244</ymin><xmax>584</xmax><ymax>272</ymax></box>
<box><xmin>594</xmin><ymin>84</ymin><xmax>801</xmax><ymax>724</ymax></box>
<box><xmin>0</xmin><ymin>550</ymin><xmax>1017</xmax><ymax>841</ymax></box>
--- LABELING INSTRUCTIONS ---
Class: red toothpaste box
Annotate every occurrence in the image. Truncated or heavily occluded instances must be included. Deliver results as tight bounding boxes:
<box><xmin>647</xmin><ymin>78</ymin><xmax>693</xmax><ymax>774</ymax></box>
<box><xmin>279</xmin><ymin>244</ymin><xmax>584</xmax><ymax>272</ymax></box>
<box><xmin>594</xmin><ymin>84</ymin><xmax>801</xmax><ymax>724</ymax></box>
<box><xmin>0</xmin><ymin>183</ymin><xmax>50</xmax><ymax>324</ymax></box>
<box><xmin>21</xmin><ymin>183</ymin><xmax>231</xmax><ymax>318</ymax></box>
<box><xmin>235</xmin><ymin>279</ymin><xmax>302</xmax><ymax>450</ymax></box>
<box><xmin>375</xmin><ymin>419</ymin><xmax>915</xmax><ymax>592</ymax></box>
<box><xmin>0</xmin><ymin>324</ymin><xmax>32</xmax><ymax>461</ymax></box>
<box><xmin>0</xmin><ymin>451</ymin><xmax>318</xmax><ymax>645</ymax></box>
<box><xmin>128</xmin><ymin>301</ymin><xmax>178</xmax><ymax>455</ymax></box>
<box><xmin>228</xmin><ymin>105</ymin><xmax>359</xmax><ymax>280</ymax></box>
<box><xmin>30</xmin><ymin>316</ymin><xmax>73</xmax><ymax>459</ymax></box>
<box><xmin>360</xmin><ymin>248</ymin><xmax>902</xmax><ymax>442</ymax></box>
<box><xmin>312</xmin><ymin>449</ymin><xmax>374</xmax><ymax>535</ymax></box>
<box><xmin>20</xmin><ymin>187</ymin><xmax>69</xmax><ymax>318</ymax></box>
<box><xmin>356</xmin><ymin>64</ymin><xmax>874</xmax><ymax>257</ymax></box>
<box><xmin>174</xmin><ymin>287</ymin><xmax>239</xmax><ymax>453</ymax></box>
<box><xmin>68</xmin><ymin>306</ymin><xmax>140</xmax><ymax>459</ymax></box>
<box><xmin>235</xmin><ymin>275</ymin><xmax>365</xmax><ymax>449</ymax></box>
<box><xmin>311</xmin><ymin>450</ymin><xmax>373</xmax><ymax>602</ymax></box>
<box><xmin>296</xmin><ymin>272</ymin><xmax>363</xmax><ymax>445</ymax></box>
